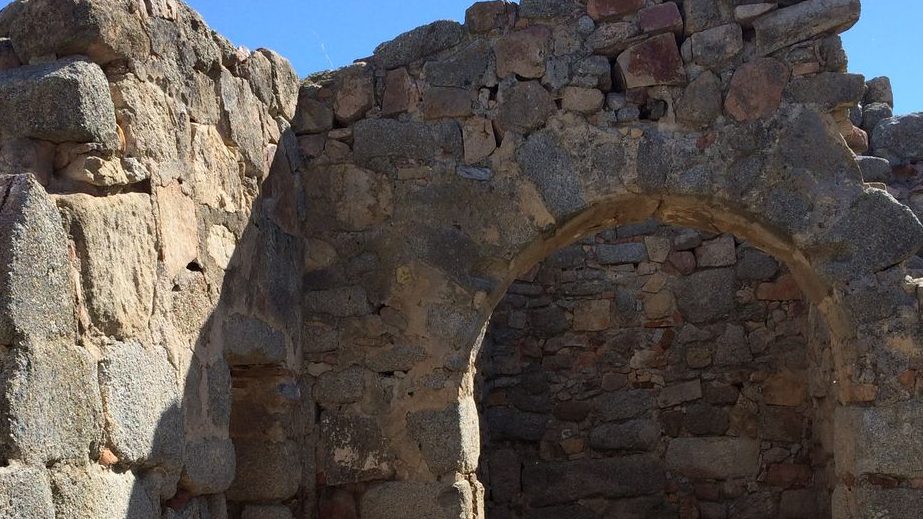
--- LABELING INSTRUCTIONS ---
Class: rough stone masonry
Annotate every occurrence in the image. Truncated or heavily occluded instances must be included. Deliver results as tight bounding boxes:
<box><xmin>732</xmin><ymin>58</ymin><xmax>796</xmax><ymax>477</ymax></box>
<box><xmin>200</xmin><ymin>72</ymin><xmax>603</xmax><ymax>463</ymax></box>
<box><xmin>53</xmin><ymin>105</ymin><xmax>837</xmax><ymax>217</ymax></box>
<box><xmin>0</xmin><ymin>0</ymin><xmax>922</xmax><ymax>518</ymax></box>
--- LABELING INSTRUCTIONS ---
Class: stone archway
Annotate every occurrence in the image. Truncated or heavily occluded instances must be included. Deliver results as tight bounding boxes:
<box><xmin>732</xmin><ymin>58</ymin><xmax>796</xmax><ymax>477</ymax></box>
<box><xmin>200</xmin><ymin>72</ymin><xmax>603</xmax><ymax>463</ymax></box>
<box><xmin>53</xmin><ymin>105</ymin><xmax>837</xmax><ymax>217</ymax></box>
<box><xmin>287</xmin><ymin>1</ymin><xmax>923</xmax><ymax>518</ymax></box>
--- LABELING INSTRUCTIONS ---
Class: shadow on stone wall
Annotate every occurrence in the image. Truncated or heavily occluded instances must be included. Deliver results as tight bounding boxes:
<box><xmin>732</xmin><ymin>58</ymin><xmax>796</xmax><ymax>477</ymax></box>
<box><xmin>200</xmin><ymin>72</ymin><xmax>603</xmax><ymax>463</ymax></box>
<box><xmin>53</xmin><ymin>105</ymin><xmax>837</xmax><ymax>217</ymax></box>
<box><xmin>133</xmin><ymin>130</ymin><xmax>308</xmax><ymax>519</ymax></box>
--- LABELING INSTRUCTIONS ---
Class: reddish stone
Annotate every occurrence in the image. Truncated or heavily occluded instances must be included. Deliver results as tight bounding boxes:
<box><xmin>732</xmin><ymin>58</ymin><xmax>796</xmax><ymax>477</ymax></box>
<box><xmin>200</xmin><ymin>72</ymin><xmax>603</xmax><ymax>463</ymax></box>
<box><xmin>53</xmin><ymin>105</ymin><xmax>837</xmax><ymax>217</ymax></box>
<box><xmin>843</xmin><ymin>123</ymin><xmax>869</xmax><ymax>154</ymax></box>
<box><xmin>724</xmin><ymin>57</ymin><xmax>790</xmax><ymax>122</ymax></box>
<box><xmin>465</xmin><ymin>0</ymin><xmax>517</xmax><ymax>33</ymax></box>
<box><xmin>898</xmin><ymin>369</ymin><xmax>917</xmax><ymax>390</ymax></box>
<box><xmin>625</xmin><ymin>87</ymin><xmax>648</xmax><ymax>105</ymax></box>
<box><xmin>865</xmin><ymin>474</ymin><xmax>900</xmax><ymax>489</ymax></box>
<box><xmin>588</xmin><ymin>0</ymin><xmax>644</xmax><ymax>21</ymax></box>
<box><xmin>381</xmin><ymin>67</ymin><xmax>417</xmax><ymax>116</ymax></box>
<box><xmin>667</xmin><ymin>250</ymin><xmax>697</xmax><ymax>275</ymax></box>
<box><xmin>639</xmin><ymin>2</ymin><xmax>683</xmax><ymax>34</ymax></box>
<box><xmin>767</xmin><ymin>464</ymin><xmax>813</xmax><ymax>489</ymax></box>
<box><xmin>616</xmin><ymin>33</ymin><xmax>686</xmax><ymax>89</ymax></box>
<box><xmin>333</xmin><ymin>65</ymin><xmax>374</xmax><ymax>124</ymax></box>
<box><xmin>495</xmin><ymin>26</ymin><xmax>551</xmax><ymax>79</ymax></box>
<box><xmin>756</xmin><ymin>274</ymin><xmax>803</xmax><ymax>301</ymax></box>
<box><xmin>319</xmin><ymin>489</ymin><xmax>358</xmax><ymax>519</ymax></box>
<box><xmin>98</xmin><ymin>447</ymin><xmax>119</xmax><ymax>467</ymax></box>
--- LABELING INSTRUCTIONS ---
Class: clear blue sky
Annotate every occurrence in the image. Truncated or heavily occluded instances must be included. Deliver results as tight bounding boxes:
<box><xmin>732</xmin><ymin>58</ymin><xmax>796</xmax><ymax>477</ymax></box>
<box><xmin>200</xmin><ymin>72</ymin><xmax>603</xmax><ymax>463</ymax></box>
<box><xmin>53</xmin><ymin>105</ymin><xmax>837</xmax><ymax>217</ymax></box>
<box><xmin>0</xmin><ymin>0</ymin><xmax>920</xmax><ymax>113</ymax></box>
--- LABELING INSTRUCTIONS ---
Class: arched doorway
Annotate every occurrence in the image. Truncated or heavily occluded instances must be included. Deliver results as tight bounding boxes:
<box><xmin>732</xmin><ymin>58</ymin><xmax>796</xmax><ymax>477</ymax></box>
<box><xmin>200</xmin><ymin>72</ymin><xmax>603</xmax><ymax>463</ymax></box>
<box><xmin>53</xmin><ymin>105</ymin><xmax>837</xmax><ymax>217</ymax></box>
<box><xmin>285</xmin><ymin>2</ymin><xmax>923</xmax><ymax>518</ymax></box>
<box><xmin>478</xmin><ymin>221</ymin><xmax>833</xmax><ymax>518</ymax></box>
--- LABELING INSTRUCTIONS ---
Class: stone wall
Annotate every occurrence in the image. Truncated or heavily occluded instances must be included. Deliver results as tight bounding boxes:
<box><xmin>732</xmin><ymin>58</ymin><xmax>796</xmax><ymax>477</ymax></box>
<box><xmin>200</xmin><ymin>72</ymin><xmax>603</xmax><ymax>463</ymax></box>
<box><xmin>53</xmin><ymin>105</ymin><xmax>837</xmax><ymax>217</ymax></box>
<box><xmin>479</xmin><ymin>222</ymin><xmax>836</xmax><ymax>518</ymax></box>
<box><xmin>0</xmin><ymin>0</ymin><xmax>299</xmax><ymax>517</ymax></box>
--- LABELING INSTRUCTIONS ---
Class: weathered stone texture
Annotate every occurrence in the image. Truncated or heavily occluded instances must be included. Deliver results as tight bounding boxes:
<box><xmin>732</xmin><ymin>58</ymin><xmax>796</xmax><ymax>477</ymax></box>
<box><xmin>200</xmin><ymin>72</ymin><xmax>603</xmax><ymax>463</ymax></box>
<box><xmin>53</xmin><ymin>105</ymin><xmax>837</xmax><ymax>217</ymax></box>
<box><xmin>58</xmin><ymin>194</ymin><xmax>157</xmax><ymax>339</ymax></box>
<box><xmin>374</xmin><ymin>20</ymin><xmax>465</xmax><ymax>69</ymax></box>
<box><xmin>871</xmin><ymin>113</ymin><xmax>923</xmax><ymax>165</ymax></box>
<box><xmin>50</xmin><ymin>464</ymin><xmax>159</xmax><ymax>518</ymax></box>
<box><xmin>0</xmin><ymin>466</ymin><xmax>54</xmax><ymax>518</ymax></box>
<box><xmin>0</xmin><ymin>58</ymin><xmax>117</xmax><ymax>146</ymax></box>
<box><xmin>0</xmin><ymin>175</ymin><xmax>74</xmax><ymax>344</ymax></box>
<box><xmin>361</xmin><ymin>481</ymin><xmax>475</xmax><ymax>519</ymax></box>
<box><xmin>99</xmin><ymin>340</ymin><xmax>183</xmax><ymax>468</ymax></box>
<box><xmin>666</xmin><ymin>437</ymin><xmax>761</xmax><ymax>479</ymax></box>
<box><xmin>617</xmin><ymin>33</ymin><xmax>686</xmax><ymax>89</ymax></box>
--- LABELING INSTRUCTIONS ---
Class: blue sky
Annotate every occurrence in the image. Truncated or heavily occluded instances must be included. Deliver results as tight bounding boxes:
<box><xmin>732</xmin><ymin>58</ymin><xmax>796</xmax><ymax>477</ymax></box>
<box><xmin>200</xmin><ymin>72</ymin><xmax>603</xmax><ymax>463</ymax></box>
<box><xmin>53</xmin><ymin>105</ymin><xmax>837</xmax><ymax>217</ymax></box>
<box><xmin>1</xmin><ymin>1</ymin><xmax>920</xmax><ymax>113</ymax></box>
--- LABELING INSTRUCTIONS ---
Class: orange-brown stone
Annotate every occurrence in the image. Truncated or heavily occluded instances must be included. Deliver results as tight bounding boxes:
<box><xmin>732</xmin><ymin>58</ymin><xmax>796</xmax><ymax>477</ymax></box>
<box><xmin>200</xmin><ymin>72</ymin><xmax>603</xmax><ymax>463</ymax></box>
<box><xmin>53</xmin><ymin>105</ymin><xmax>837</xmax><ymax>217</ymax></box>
<box><xmin>725</xmin><ymin>57</ymin><xmax>790</xmax><ymax>122</ymax></box>
<box><xmin>588</xmin><ymin>0</ymin><xmax>644</xmax><ymax>21</ymax></box>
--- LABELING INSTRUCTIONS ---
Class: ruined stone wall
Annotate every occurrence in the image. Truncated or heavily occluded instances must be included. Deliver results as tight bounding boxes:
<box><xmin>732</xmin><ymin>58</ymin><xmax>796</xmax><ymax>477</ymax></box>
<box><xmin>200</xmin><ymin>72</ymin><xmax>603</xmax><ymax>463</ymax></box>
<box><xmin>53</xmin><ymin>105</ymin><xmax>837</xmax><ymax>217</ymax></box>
<box><xmin>0</xmin><ymin>0</ymin><xmax>299</xmax><ymax>517</ymax></box>
<box><xmin>478</xmin><ymin>223</ymin><xmax>835</xmax><ymax>518</ymax></box>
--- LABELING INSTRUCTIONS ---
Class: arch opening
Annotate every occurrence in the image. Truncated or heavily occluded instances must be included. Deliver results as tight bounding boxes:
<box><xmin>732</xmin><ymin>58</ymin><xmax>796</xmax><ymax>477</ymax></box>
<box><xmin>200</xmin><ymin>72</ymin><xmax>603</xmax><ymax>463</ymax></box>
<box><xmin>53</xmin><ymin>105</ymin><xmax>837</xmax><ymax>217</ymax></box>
<box><xmin>475</xmin><ymin>219</ymin><xmax>836</xmax><ymax>519</ymax></box>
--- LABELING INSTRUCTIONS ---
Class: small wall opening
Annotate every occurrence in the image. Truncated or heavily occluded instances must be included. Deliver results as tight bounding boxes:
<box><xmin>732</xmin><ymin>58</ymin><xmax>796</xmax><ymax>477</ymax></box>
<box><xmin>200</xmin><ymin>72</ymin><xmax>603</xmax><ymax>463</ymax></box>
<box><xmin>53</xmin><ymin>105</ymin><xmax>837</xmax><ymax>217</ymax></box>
<box><xmin>476</xmin><ymin>220</ymin><xmax>836</xmax><ymax>519</ymax></box>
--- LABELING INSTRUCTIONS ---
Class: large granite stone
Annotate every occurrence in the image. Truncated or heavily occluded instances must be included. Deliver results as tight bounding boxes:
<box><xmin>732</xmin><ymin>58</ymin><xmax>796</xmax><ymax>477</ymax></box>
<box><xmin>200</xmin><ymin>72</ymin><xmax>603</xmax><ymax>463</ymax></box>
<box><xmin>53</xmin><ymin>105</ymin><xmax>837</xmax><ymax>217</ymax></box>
<box><xmin>374</xmin><ymin>20</ymin><xmax>465</xmax><ymax>69</ymax></box>
<box><xmin>181</xmin><ymin>436</ymin><xmax>236</xmax><ymax>495</ymax></box>
<box><xmin>724</xmin><ymin>58</ymin><xmax>789</xmax><ymax>122</ymax></box>
<box><xmin>0</xmin><ymin>175</ymin><xmax>74</xmax><ymax>345</ymax></box>
<box><xmin>50</xmin><ymin>464</ymin><xmax>159</xmax><ymax>518</ymax></box>
<box><xmin>616</xmin><ymin>33</ymin><xmax>686</xmax><ymax>89</ymax></box>
<box><xmin>589</xmin><ymin>419</ymin><xmax>660</xmax><ymax>451</ymax></box>
<box><xmin>98</xmin><ymin>340</ymin><xmax>183</xmax><ymax>468</ymax></box>
<box><xmin>407</xmin><ymin>399</ymin><xmax>480</xmax><ymax>476</ymax></box>
<box><xmin>871</xmin><ymin>113</ymin><xmax>923</xmax><ymax>165</ymax></box>
<box><xmin>354</xmin><ymin>118</ymin><xmax>463</xmax><ymax>165</ymax></box>
<box><xmin>222</xmin><ymin>313</ymin><xmax>287</xmax><ymax>366</ymax></box>
<box><xmin>0</xmin><ymin>465</ymin><xmax>54</xmax><ymax>518</ymax></box>
<box><xmin>835</xmin><ymin>402</ymin><xmax>923</xmax><ymax>478</ymax></box>
<box><xmin>58</xmin><ymin>193</ymin><xmax>157</xmax><ymax>339</ymax></box>
<box><xmin>319</xmin><ymin>412</ymin><xmax>393</xmax><ymax>485</ymax></box>
<box><xmin>0</xmin><ymin>339</ymin><xmax>102</xmax><ymax>465</ymax></box>
<box><xmin>592</xmin><ymin>389</ymin><xmax>653</xmax><ymax>422</ymax></box>
<box><xmin>497</xmin><ymin>80</ymin><xmax>556</xmax><ymax>135</ymax></box>
<box><xmin>227</xmin><ymin>439</ymin><xmax>301</xmax><ymax>501</ymax></box>
<box><xmin>753</xmin><ymin>0</ymin><xmax>861</xmax><ymax>55</ymax></box>
<box><xmin>495</xmin><ymin>26</ymin><xmax>550</xmax><ymax>79</ymax></box>
<box><xmin>673</xmin><ymin>268</ymin><xmax>737</xmax><ymax>323</ymax></box>
<box><xmin>0</xmin><ymin>58</ymin><xmax>117</xmax><ymax>146</ymax></box>
<box><xmin>361</xmin><ymin>481</ymin><xmax>474</xmax><ymax>519</ymax></box>
<box><xmin>3</xmin><ymin>0</ymin><xmax>149</xmax><ymax>65</ymax></box>
<box><xmin>666</xmin><ymin>437</ymin><xmax>760</xmax><ymax>479</ymax></box>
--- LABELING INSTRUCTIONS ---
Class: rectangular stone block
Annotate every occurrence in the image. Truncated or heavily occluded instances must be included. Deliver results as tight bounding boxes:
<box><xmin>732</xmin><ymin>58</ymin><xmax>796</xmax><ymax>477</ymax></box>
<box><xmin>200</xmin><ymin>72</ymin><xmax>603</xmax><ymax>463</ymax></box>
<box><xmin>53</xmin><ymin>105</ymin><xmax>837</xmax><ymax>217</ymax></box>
<box><xmin>666</xmin><ymin>437</ymin><xmax>760</xmax><ymax>479</ymax></box>
<box><xmin>222</xmin><ymin>313</ymin><xmax>288</xmax><ymax>366</ymax></box>
<box><xmin>753</xmin><ymin>0</ymin><xmax>861</xmax><ymax>55</ymax></box>
<box><xmin>361</xmin><ymin>481</ymin><xmax>474</xmax><ymax>519</ymax></box>
<box><xmin>834</xmin><ymin>402</ymin><xmax>923</xmax><ymax>478</ymax></box>
<box><xmin>58</xmin><ymin>193</ymin><xmax>157</xmax><ymax>339</ymax></box>
<box><xmin>98</xmin><ymin>340</ymin><xmax>183</xmax><ymax>468</ymax></box>
<box><xmin>50</xmin><ymin>464</ymin><xmax>158</xmax><ymax>518</ymax></box>
<box><xmin>227</xmin><ymin>439</ymin><xmax>301</xmax><ymax>501</ymax></box>
<box><xmin>0</xmin><ymin>58</ymin><xmax>118</xmax><ymax>146</ymax></box>
<box><xmin>319</xmin><ymin>412</ymin><xmax>393</xmax><ymax>485</ymax></box>
<box><xmin>0</xmin><ymin>465</ymin><xmax>54</xmax><ymax>518</ymax></box>
<box><xmin>407</xmin><ymin>398</ymin><xmax>480</xmax><ymax>476</ymax></box>
<box><xmin>0</xmin><ymin>174</ymin><xmax>74</xmax><ymax>345</ymax></box>
<box><xmin>522</xmin><ymin>455</ymin><xmax>665</xmax><ymax>506</ymax></box>
<box><xmin>1</xmin><ymin>339</ymin><xmax>102</xmax><ymax>465</ymax></box>
<box><xmin>353</xmin><ymin>118</ymin><xmax>463</xmax><ymax>165</ymax></box>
